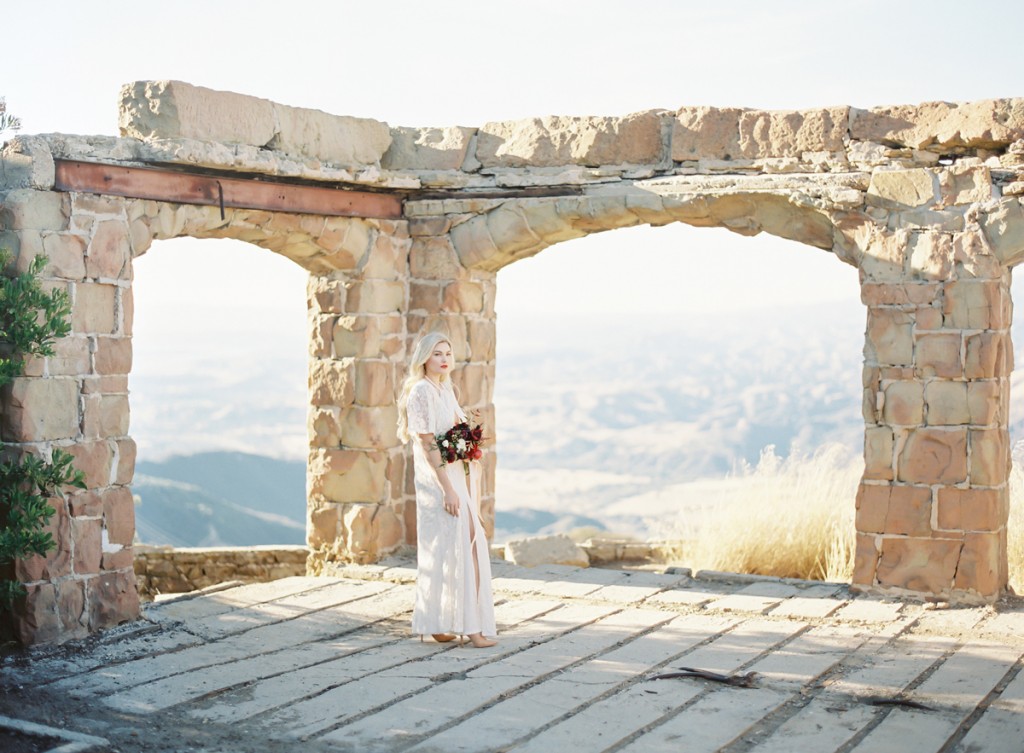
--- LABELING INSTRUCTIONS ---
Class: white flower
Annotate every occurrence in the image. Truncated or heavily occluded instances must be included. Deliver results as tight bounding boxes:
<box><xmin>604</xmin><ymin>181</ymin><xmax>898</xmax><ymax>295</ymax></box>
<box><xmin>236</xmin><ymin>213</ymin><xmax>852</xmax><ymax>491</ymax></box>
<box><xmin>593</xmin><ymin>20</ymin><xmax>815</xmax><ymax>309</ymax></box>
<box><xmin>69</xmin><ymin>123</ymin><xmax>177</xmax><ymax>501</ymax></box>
<box><xmin>457</xmin><ymin>439</ymin><xmax>466</xmax><ymax>452</ymax></box>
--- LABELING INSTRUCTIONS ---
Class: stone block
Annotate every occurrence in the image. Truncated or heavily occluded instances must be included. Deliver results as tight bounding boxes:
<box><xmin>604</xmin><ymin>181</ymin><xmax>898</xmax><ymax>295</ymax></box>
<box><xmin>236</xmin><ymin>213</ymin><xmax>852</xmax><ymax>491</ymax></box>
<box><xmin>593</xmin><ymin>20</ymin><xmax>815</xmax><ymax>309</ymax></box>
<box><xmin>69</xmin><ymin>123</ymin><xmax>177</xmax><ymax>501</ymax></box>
<box><xmin>943</xmin><ymin>280</ymin><xmax>1010</xmax><ymax>330</ymax></box>
<box><xmin>86</xmin><ymin>569</ymin><xmax>140</xmax><ymax>630</ymax></box>
<box><xmin>897</xmin><ymin>428</ymin><xmax>967</xmax><ymax>484</ymax></box>
<box><xmin>882</xmin><ymin>380</ymin><xmax>923</xmax><ymax>425</ymax></box>
<box><xmin>505</xmin><ymin>534</ymin><xmax>589</xmax><ymax>568</ymax></box>
<box><xmin>967</xmin><ymin>380</ymin><xmax>1001</xmax><ymax>426</ymax></box>
<box><xmin>307</xmin><ymin>503</ymin><xmax>341</xmax><ymax>549</ymax></box>
<box><xmin>270</xmin><ymin>101</ymin><xmax>392</xmax><ymax>166</ymax></box>
<box><xmin>332</xmin><ymin>316</ymin><xmax>381</xmax><ymax>358</ymax></box>
<box><xmin>855</xmin><ymin>484</ymin><xmax>889</xmax><ymax>533</ymax></box>
<box><xmin>450</xmin><ymin>215</ymin><xmax>501</xmax><ymax>271</ymax></box>
<box><xmin>86</xmin><ymin>220</ymin><xmax>131</xmax><ymax>280</ymax></box>
<box><xmin>387</xmin><ymin>452</ymin><xmax>405</xmax><ymax>502</ymax></box>
<box><xmin>937</xmin><ymin>488</ymin><xmax>1007</xmax><ymax>532</ymax></box>
<box><xmin>353</xmin><ymin>360</ymin><xmax>394</xmax><ymax>406</ymax></box>
<box><xmin>71</xmin><ymin>517</ymin><xmax>102</xmax><ymax>575</ymax></box>
<box><xmin>311</xmin><ymin>219</ymin><xmax>372</xmax><ymax>270</ymax></box>
<box><xmin>103</xmin><ymin>486</ymin><xmax>135</xmax><ymax>546</ymax></box>
<box><xmin>855</xmin><ymin>483</ymin><xmax>932</xmax><ymax>536</ymax></box>
<box><xmin>102</xmin><ymin>547</ymin><xmax>134</xmax><ymax>572</ymax></box>
<box><xmin>402</xmin><ymin>497</ymin><xmax>417</xmax><ymax>545</ymax></box>
<box><xmin>969</xmin><ymin>428</ymin><xmax>1009</xmax><ymax>487</ymax></box>
<box><xmin>309</xmin><ymin>449</ymin><xmax>388</xmax><ymax>504</ymax></box>
<box><xmin>94</xmin><ymin>336</ymin><xmax>133</xmax><ymax>375</ymax></box>
<box><xmin>118</xmin><ymin>286</ymin><xmax>134</xmax><ymax>336</ymax></box>
<box><xmin>908</xmin><ymin>231</ymin><xmax>952</xmax><ymax>280</ymax></box>
<box><xmin>309</xmin><ymin>406</ymin><xmax>342</xmax><ymax>448</ymax></box>
<box><xmin>309</xmin><ymin>358</ymin><xmax>355</xmax><ymax>407</ymax></box>
<box><xmin>82</xmin><ymin>393</ymin><xmax>130</xmax><ymax>439</ymax></box>
<box><xmin>340</xmin><ymin>405</ymin><xmax>399</xmax><ymax>449</ymax></box>
<box><xmin>307</xmin><ymin>276</ymin><xmax>347</xmax><ymax>314</ymax></box>
<box><xmin>468</xmin><ymin>319</ymin><xmax>496</xmax><ymax>362</ymax></box>
<box><xmin>344</xmin><ymin>280</ymin><xmax>404</xmax><ymax>314</ymax></box>
<box><xmin>860</xmin><ymin>230</ymin><xmax>909</xmax><ymax>283</ymax></box>
<box><xmin>57</xmin><ymin>578</ymin><xmax>87</xmax><ymax>637</ymax></box>
<box><xmin>850</xmin><ymin>532</ymin><xmax>879</xmax><ymax>587</ymax></box>
<box><xmin>42</xmin><ymin>336</ymin><xmax>91</xmax><ymax>376</ymax></box>
<box><xmin>382</xmin><ymin>125</ymin><xmax>477</xmax><ymax>170</ymax></box>
<box><xmin>979</xmin><ymin>198</ymin><xmax>1024</xmax><ymax>266</ymax></box>
<box><xmin>343</xmin><ymin>503</ymin><xmax>404</xmax><ymax>562</ymax></box>
<box><xmin>867</xmin><ymin>169</ymin><xmax>937</xmax><ymax>209</ymax></box>
<box><xmin>128</xmin><ymin>218</ymin><xmax>152</xmax><ymax>257</ymax></box>
<box><xmin>1</xmin><ymin>377</ymin><xmax>79</xmax><ymax>442</ymax></box>
<box><xmin>672</xmin><ymin>107</ymin><xmax>744</xmax><ymax>160</ymax></box>
<box><xmin>485</xmin><ymin>205</ymin><xmax>542</xmax><ymax>256</ymax></box>
<box><xmin>15</xmin><ymin>498</ymin><xmax>70</xmax><ymax>582</ymax></box>
<box><xmin>442</xmin><ymin>281</ymin><xmax>484</xmax><ymax>313</ymax></box>
<box><xmin>120</xmin><ymin>80</ymin><xmax>274</xmax><ymax>145</ymax></box>
<box><xmin>410</xmin><ymin>235</ymin><xmax>466</xmax><ymax>279</ymax></box>
<box><xmin>875</xmin><ymin>537</ymin><xmax>961</xmax><ymax>595</ymax></box>
<box><xmin>66</xmin><ymin>440</ymin><xmax>115</xmax><ymax>489</ymax></box>
<box><xmin>850</xmin><ymin>98</ymin><xmax>1024</xmax><ymax>151</ymax></box>
<box><xmin>915</xmin><ymin>307</ymin><xmax>943</xmax><ymax>330</ymax></box>
<box><xmin>0</xmin><ymin>189</ymin><xmax>67</xmax><ymax>231</ymax></box>
<box><xmin>954</xmin><ymin>532</ymin><xmax>1003</xmax><ymax>597</ymax></box>
<box><xmin>11</xmin><ymin>582</ymin><xmax>60</xmax><ymax>645</ymax></box>
<box><xmin>115</xmin><ymin>437</ymin><xmax>136</xmax><ymax>485</ymax></box>
<box><xmin>1</xmin><ymin>135</ymin><xmax>55</xmax><ymax>191</ymax></box>
<box><xmin>866</xmin><ymin>309</ymin><xmax>913</xmax><ymax>365</ymax></box>
<box><xmin>451</xmin><ymin>364</ymin><xmax>489</xmax><ymax>407</ymax></box>
<box><xmin>363</xmin><ymin>231</ymin><xmax>408</xmax><ymax>280</ymax></box>
<box><xmin>72</xmin><ymin>282</ymin><xmax>117</xmax><ymax>334</ymax></box>
<box><xmin>410</xmin><ymin>282</ymin><xmax>442</xmax><ymax>313</ymax></box>
<box><xmin>120</xmin><ymin>80</ymin><xmax>391</xmax><ymax>165</ymax></box>
<box><xmin>941</xmin><ymin>165</ymin><xmax>992</xmax><ymax>206</ymax></box>
<box><xmin>864</xmin><ymin>427</ymin><xmax>894</xmax><ymax>480</ymax></box>
<box><xmin>924</xmin><ymin>381</ymin><xmax>970</xmax><ymax>425</ymax></box>
<box><xmin>965</xmin><ymin>332</ymin><xmax>1011</xmax><ymax>378</ymax></box>
<box><xmin>915</xmin><ymin>333</ymin><xmax>962</xmax><ymax>378</ymax></box>
<box><xmin>39</xmin><ymin>231</ymin><xmax>87</xmax><ymax>279</ymax></box>
<box><xmin>69</xmin><ymin>489</ymin><xmax>104</xmax><ymax>517</ymax></box>
<box><xmin>477</xmin><ymin>110</ymin><xmax>665</xmax><ymax>168</ymax></box>
<box><xmin>735</xmin><ymin>107</ymin><xmax>849</xmax><ymax>158</ymax></box>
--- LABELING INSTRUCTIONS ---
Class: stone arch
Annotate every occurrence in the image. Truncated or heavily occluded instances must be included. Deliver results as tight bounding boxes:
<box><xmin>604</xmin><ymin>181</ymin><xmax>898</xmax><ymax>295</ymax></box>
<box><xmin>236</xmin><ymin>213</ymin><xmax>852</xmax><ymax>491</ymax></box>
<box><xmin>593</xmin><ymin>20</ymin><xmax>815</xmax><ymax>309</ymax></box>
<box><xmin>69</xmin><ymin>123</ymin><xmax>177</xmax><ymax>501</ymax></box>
<box><xmin>4</xmin><ymin>80</ymin><xmax>1024</xmax><ymax>644</ymax></box>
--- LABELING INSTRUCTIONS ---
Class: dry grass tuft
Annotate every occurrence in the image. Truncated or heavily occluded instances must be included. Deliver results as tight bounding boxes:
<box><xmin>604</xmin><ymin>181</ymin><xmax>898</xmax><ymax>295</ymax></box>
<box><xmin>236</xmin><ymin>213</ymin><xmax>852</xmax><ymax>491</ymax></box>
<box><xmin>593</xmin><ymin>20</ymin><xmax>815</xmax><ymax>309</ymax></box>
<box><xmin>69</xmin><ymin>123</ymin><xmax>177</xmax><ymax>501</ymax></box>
<box><xmin>660</xmin><ymin>444</ymin><xmax>860</xmax><ymax>582</ymax></box>
<box><xmin>660</xmin><ymin>443</ymin><xmax>1024</xmax><ymax>589</ymax></box>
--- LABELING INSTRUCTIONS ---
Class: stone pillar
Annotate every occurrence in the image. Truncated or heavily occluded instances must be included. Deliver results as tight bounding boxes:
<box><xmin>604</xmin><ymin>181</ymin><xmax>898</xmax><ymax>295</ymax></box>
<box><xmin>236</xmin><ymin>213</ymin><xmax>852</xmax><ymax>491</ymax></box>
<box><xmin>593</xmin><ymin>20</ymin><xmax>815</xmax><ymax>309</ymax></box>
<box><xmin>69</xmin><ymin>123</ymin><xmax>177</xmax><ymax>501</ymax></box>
<box><xmin>0</xmin><ymin>189</ymin><xmax>139</xmax><ymax>643</ymax></box>
<box><xmin>854</xmin><ymin>245</ymin><xmax>1012</xmax><ymax>602</ymax></box>
<box><xmin>305</xmin><ymin>218</ymin><xmax>411</xmax><ymax>568</ymax></box>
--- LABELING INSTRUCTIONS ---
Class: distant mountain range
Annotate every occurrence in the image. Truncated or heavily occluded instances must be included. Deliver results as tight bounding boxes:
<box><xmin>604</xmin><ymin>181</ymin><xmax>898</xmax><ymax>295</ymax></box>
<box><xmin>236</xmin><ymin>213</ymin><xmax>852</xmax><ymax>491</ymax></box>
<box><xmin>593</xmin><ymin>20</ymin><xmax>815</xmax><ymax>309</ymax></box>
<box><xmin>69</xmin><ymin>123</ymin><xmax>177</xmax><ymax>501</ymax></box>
<box><xmin>133</xmin><ymin>452</ymin><xmax>306</xmax><ymax>546</ymax></box>
<box><xmin>127</xmin><ymin>299</ymin><xmax>1024</xmax><ymax>547</ymax></box>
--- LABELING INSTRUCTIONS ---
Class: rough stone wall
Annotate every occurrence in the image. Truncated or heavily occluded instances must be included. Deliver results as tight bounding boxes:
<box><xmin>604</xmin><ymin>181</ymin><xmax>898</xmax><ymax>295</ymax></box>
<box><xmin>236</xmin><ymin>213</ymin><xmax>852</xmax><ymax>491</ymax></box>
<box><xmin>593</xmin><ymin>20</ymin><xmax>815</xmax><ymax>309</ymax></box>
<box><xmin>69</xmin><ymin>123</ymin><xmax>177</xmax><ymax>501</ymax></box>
<box><xmin>134</xmin><ymin>545</ymin><xmax>308</xmax><ymax>599</ymax></box>
<box><xmin>3</xmin><ymin>80</ymin><xmax>1024</xmax><ymax>643</ymax></box>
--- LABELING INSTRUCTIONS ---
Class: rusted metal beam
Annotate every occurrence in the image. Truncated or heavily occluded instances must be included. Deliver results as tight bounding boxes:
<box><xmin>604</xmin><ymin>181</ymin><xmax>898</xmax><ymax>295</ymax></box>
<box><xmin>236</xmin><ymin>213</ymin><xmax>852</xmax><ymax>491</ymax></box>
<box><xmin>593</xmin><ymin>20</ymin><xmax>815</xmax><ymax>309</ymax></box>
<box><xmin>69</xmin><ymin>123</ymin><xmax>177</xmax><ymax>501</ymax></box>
<box><xmin>53</xmin><ymin>159</ymin><xmax>403</xmax><ymax>219</ymax></box>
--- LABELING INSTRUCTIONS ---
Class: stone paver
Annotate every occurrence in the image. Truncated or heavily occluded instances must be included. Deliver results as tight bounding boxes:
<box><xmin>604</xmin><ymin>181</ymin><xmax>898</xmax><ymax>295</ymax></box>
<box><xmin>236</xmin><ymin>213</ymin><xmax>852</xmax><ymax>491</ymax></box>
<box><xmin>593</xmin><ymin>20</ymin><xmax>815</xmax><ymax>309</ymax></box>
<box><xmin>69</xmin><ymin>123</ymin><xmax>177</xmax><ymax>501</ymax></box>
<box><xmin>4</xmin><ymin>565</ymin><xmax>1024</xmax><ymax>753</ymax></box>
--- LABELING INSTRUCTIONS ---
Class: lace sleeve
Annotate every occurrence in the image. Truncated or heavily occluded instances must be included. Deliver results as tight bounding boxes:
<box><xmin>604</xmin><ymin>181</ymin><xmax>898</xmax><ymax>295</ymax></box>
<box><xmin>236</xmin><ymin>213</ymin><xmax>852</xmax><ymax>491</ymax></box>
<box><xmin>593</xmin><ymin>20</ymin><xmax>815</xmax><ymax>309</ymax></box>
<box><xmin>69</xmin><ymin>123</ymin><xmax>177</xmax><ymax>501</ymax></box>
<box><xmin>406</xmin><ymin>382</ymin><xmax>435</xmax><ymax>436</ymax></box>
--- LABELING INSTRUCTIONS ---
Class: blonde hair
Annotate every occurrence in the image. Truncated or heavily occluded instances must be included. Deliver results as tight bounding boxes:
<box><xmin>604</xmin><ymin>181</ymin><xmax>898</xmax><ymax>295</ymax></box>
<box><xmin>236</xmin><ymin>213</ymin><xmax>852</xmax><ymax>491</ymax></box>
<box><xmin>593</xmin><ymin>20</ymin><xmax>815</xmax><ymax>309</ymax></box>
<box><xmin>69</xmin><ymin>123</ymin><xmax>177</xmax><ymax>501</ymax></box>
<box><xmin>396</xmin><ymin>331</ymin><xmax>452</xmax><ymax>443</ymax></box>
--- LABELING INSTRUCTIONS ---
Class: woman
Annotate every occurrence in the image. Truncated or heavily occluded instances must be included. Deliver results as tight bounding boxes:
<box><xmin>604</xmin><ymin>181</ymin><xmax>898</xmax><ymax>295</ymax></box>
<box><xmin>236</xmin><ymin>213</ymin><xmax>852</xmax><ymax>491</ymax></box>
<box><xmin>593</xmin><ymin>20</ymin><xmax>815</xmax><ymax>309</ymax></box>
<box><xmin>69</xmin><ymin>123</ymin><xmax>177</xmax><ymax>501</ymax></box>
<box><xmin>397</xmin><ymin>331</ymin><xmax>497</xmax><ymax>648</ymax></box>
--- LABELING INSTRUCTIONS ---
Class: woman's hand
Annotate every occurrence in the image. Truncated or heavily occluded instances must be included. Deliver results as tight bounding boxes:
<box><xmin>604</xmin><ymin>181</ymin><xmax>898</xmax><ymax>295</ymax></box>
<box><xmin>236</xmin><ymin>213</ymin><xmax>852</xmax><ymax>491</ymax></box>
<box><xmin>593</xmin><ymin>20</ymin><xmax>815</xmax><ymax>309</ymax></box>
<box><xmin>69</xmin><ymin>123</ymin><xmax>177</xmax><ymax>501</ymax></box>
<box><xmin>443</xmin><ymin>488</ymin><xmax>460</xmax><ymax>517</ymax></box>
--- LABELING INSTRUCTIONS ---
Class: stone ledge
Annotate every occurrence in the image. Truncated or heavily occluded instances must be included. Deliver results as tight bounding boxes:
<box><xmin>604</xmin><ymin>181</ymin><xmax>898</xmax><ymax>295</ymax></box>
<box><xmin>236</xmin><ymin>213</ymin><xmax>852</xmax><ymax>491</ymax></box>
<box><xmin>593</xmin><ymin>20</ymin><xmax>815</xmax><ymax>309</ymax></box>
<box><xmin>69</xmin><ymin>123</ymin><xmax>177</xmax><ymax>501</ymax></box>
<box><xmin>133</xmin><ymin>545</ymin><xmax>309</xmax><ymax>600</ymax></box>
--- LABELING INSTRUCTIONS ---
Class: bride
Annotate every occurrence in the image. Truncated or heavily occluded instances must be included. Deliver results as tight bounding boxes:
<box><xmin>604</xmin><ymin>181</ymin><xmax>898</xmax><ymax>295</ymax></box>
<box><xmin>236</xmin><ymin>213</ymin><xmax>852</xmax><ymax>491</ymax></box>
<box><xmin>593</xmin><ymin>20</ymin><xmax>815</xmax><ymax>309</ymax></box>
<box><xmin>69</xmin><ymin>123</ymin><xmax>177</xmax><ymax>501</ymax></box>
<box><xmin>397</xmin><ymin>331</ymin><xmax>497</xmax><ymax>648</ymax></box>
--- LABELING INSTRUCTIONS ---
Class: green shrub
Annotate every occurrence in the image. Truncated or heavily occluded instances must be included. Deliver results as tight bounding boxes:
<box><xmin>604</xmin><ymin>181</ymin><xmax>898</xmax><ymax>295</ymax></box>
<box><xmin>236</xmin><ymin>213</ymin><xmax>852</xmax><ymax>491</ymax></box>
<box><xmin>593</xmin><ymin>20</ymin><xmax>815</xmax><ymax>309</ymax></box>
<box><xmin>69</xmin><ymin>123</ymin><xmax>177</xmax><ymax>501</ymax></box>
<box><xmin>0</xmin><ymin>250</ymin><xmax>85</xmax><ymax>608</ymax></box>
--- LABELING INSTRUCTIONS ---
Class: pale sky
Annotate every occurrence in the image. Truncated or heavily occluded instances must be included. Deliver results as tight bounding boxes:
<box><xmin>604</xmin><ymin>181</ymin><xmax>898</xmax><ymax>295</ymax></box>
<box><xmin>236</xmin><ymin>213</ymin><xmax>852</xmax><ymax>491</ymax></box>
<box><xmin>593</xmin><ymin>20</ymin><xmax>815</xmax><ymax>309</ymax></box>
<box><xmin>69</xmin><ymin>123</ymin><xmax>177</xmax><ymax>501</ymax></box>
<box><xmin>5</xmin><ymin>0</ymin><xmax>1024</xmax><ymax>329</ymax></box>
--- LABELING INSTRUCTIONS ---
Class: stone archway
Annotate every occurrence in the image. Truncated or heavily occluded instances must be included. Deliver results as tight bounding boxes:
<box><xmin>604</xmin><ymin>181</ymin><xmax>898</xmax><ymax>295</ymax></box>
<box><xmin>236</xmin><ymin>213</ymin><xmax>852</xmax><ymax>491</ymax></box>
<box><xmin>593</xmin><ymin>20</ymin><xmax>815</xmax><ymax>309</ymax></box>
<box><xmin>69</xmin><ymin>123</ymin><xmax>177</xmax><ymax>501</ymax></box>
<box><xmin>3</xmin><ymin>80</ymin><xmax>1024</xmax><ymax>643</ymax></box>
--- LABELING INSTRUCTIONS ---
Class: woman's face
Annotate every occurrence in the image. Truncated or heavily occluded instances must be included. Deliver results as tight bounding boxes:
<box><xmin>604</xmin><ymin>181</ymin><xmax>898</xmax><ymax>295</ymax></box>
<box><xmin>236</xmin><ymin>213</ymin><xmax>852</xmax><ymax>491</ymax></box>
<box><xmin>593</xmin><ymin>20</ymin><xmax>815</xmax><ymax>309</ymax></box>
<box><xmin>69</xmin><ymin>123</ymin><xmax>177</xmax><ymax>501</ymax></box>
<box><xmin>423</xmin><ymin>341</ymin><xmax>452</xmax><ymax>380</ymax></box>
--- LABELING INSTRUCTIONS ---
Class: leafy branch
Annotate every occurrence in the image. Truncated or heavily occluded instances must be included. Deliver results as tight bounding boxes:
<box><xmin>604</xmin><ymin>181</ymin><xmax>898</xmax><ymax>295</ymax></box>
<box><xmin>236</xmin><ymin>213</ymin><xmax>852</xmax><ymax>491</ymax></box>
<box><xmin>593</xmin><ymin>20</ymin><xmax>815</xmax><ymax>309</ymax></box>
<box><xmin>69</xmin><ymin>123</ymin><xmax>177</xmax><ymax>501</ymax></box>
<box><xmin>0</xmin><ymin>148</ymin><xmax>86</xmax><ymax>610</ymax></box>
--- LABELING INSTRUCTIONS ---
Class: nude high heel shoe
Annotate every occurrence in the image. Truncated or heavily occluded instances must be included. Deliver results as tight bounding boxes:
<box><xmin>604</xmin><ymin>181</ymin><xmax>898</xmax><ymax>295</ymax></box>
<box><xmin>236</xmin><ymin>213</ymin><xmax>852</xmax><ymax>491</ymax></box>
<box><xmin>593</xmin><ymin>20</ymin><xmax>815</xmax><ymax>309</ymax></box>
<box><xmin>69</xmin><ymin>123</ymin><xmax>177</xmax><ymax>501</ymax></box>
<box><xmin>465</xmin><ymin>633</ymin><xmax>496</xmax><ymax>648</ymax></box>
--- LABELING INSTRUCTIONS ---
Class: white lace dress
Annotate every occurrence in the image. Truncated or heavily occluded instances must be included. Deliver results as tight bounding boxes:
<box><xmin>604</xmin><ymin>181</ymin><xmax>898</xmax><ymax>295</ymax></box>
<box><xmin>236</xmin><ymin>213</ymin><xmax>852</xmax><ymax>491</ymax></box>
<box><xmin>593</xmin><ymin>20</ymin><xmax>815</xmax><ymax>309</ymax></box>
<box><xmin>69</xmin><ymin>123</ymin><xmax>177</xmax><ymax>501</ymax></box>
<box><xmin>406</xmin><ymin>378</ymin><xmax>496</xmax><ymax>637</ymax></box>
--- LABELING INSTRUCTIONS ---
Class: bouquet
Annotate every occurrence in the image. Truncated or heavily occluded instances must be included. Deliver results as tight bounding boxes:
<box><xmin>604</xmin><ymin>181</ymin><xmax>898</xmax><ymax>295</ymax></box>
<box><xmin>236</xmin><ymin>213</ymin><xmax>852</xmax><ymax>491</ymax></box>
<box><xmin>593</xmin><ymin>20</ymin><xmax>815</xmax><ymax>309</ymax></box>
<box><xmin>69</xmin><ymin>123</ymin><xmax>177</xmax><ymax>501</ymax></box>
<box><xmin>435</xmin><ymin>419</ymin><xmax>485</xmax><ymax>468</ymax></box>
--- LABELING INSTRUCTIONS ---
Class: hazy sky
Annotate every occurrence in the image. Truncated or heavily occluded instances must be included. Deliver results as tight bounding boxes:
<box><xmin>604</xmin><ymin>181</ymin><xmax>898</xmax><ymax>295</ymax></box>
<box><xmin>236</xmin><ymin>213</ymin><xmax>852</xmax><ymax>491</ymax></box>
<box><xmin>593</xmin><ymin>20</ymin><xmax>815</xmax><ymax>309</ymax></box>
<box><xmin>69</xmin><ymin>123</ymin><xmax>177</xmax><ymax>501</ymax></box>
<box><xmin>5</xmin><ymin>0</ymin><xmax>1024</xmax><ymax>333</ymax></box>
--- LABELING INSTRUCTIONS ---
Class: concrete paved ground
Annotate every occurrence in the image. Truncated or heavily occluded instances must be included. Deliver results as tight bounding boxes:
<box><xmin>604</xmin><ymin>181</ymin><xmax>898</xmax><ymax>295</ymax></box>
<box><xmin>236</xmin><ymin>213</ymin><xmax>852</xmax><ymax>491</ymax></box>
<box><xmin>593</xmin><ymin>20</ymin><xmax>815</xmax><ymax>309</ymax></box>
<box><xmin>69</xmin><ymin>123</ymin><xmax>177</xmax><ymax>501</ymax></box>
<box><xmin>3</xmin><ymin>559</ymin><xmax>1024</xmax><ymax>752</ymax></box>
